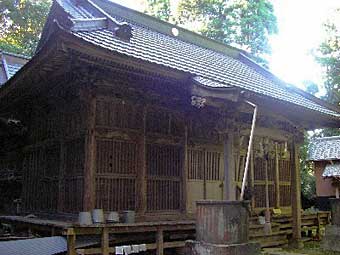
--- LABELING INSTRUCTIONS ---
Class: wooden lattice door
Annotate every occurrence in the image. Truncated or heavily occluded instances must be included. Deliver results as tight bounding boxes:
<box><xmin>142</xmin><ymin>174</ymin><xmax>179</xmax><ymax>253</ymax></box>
<box><xmin>187</xmin><ymin>147</ymin><xmax>224</xmax><ymax>213</ymax></box>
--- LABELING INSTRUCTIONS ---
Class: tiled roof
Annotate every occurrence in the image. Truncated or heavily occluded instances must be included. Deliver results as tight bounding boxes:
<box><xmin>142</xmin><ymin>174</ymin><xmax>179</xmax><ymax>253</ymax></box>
<box><xmin>323</xmin><ymin>163</ymin><xmax>340</xmax><ymax>177</ymax></box>
<box><xmin>7</xmin><ymin>64</ymin><xmax>22</xmax><ymax>78</ymax></box>
<box><xmin>0</xmin><ymin>51</ymin><xmax>29</xmax><ymax>84</ymax></box>
<box><xmin>51</xmin><ymin>0</ymin><xmax>340</xmax><ymax>118</ymax></box>
<box><xmin>309</xmin><ymin>136</ymin><xmax>340</xmax><ymax>161</ymax></box>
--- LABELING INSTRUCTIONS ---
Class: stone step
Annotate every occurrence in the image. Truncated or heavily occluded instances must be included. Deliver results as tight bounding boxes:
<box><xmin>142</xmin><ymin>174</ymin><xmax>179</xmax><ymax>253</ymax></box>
<box><xmin>261</xmin><ymin>248</ymin><xmax>306</xmax><ymax>255</ymax></box>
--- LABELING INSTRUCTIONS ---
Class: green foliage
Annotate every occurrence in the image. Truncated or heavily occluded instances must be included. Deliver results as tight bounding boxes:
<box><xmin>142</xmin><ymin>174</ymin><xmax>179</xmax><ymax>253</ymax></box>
<box><xmin>0</xmin><ymin>0</ymin><xmax>51</xmax><ymax>56</ymax></box>
<box><xmin>303</xmin><ymin>80</ymin><xmax>319</xmax><ymax>96</ymax></box>
<box><xmin>144</xmin><ymin>0</ymin><xmax>278</xmax><ymax>65</ymax></box>
<box><xmin>145</xmin><ymin>0</ymin><xmax>171</xmax><ymax>21</ymax></box>
<box><xmin>300</xmin><ymin>134</ymin><xmax>316</xmax><ymax>201</ymax></box>
<box><xmin>316</xmin><ymin>11</ymin><xmax>340</xmax><ymax>106</ymax></box>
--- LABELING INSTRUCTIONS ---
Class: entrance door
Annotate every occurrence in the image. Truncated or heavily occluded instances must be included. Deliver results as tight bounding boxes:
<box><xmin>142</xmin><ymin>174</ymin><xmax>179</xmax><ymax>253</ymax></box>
<box><xmin>187</xmin><ymin>147</ymin><xmax>224</xmax><ymax>213</ymax></box>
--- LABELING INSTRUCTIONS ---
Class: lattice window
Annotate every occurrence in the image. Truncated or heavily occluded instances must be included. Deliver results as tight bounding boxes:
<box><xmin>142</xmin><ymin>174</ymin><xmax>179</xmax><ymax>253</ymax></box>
<box><xmin>205</xmin><ymin>151</ymin><xmax>222</xmax><ymax>181</ymax></box>
<box><xmin>147</xmin><ymin>179</ymin><xmax>181</xmax><ymax>211</ymax></box>
<box><xmin>96</xmin><ymin>177</ymin><xmax>136</xmax><ymax>211</ymax></box>
<box><xmin>280</xmin><ymin>185</ymin><xmax>291</xmax><ymax>207</ymax></box>
<box><xmin>147</xmin><ymin>144</ymin><xmax>182</xmax><ymax>177</ymax></box>
<box><xmin>188</xmin><ymin>149</ymin><xmax>205</xmax><ymax>180</ymax></box>
<box><xmin>254</xmin><ymin>184</ymin><xmax>275</xmax><ymax>208</ymax></box>
<box><xmin>95</xmin><ymin>139</ymin><xmax>138</xmax><ymax>211</ymax></box>
<box><xmin>96</xmin><ymin>99</ymin><xmax>142</xmax><ymax>130</ymax></box>
<box><xmin>64</xmin><ymin>177</ymin><xmax>84</xmax><ymax>213</ymax></box>
<box><xmin>254</xmin><ymin>158</ymin><xmax>265</xmax><ymax>180</ymax></box>
<box><xmin>146</xmin><ymin>144</ymin><xmax>182</xmax><ymax>211</ymax></box>
<box><xmin>188</xmin><ymin>149</ymin><xmax>222</xmax><ymax>180</ymax></box>
<box><xmin>45</xmin><ymin>144</ymin><xmax>60</xmax><ymax>178</ymax></box>
<box><xmin>279</xmin><ymin>160</ymin><xmax>291</xmax><ymax>181</ymax></box>
<box><xmin>96</xmin><ymin>139</ymin><xmax>138</xmax><ymax>174</ymax></box>
<box><xmin>65</xmin><ymin>139</ymin><xmax>84</xmax><ymax>176</ymax></box>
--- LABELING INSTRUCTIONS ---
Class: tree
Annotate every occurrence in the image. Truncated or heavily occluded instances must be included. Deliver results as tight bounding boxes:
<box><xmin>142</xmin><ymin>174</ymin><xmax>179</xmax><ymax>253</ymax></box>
<box><xmin>315</xmin><ymin>11</ymin><xmax>340</xmax><ymax>106</ymax></box>
<box><xmin>0</xmin><ymin>0</ymin><xmax>51</xmax><ymax>56</ymax></box>
<box><xmin>314</xmin><ymin>10</ymin><xmax>340</xmax><ymax>136</ymax></box>
<box><xmin>303</xmin><ymin>80</ymin><xmax>319</xmax><ymax>96</ymax></box>
<box><xmin>300</xmin><ymin>134</ymin><xmax>316</xmax><ymax>207</ymax></box>
<box><xmin>145</xmin><ymin>0</ymin><xmax>171</xmax><ymax>21</ymax></box>
<box><xmin>144</xmin><ymin>0</ymin><xmax>278</xmax><ymax>65</ymax></box>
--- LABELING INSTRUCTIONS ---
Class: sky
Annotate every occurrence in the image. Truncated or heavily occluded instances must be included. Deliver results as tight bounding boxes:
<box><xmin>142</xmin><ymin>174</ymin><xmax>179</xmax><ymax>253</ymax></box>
<box><xmin>110</xmin><ymin>0</ymin><xmax>340</xmax><ymax>93</ymax></box>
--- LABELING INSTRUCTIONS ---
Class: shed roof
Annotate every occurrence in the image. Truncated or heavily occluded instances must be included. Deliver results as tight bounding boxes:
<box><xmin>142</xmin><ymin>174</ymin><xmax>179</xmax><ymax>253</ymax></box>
<box><xmin>323</xmin><ymin>163</ymin><xmax>340</xmax><ymax>177</ymax></box>
<box><xmin>309</xmin><ymin>136</ymin><xmax>340</xmax><ymax>161</ymax></box>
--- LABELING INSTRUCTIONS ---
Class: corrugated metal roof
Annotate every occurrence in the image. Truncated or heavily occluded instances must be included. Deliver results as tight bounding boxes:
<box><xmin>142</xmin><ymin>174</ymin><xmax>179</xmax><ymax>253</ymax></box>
<box><xmin>309</xmin><ymin>136</ymin><xmax>340</xmax><ymax>161</ymax></box>
<box><xmin>0</xmin><ymin>236</ymin><xmax>67</xmax><ymax>255</ymax></box>
<box><xmin>50</xmin><ymin>0</ymin><xmax>340</xmax><ymax>118</ymax></box>
<box><xmin>323</xmin><ymin>163</ymin><xmax>340</xmax><ymax>177</ymax></box>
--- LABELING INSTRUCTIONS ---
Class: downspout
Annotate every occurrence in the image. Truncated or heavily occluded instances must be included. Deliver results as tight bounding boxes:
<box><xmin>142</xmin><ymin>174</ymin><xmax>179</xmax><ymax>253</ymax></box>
<box><xmin>240</xmin><ymin>100</ymin><xmax>258</xmax><ymax>200</ymax></box>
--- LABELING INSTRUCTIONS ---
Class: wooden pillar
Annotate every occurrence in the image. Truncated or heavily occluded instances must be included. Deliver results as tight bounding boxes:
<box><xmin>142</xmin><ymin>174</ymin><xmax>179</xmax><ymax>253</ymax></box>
<box><xmin>224</xmin><ymin>133</ymin><xmax>236</xmax><ymax>200</ymax></box>
<box><xmin>290</xmin><ymin>138</ymin><xmax>303</xmax><ymax>248</ymax></box>
<box><xmin>58</xmin><ymin>140</ymin><xmax>65</xmax><ymax>212</ymax></box>
<box><xmin>250</xmin><ymin>147</ymin><xmax>255</xmax><ymax>208</ymax></box>
<box><xmin>137</xmin><ymin>107</ymin><xmax>147</xmax><ymax>214</ymax></box>
<box><xmin>156</xmin><ymin>229</ymin><xmax>164</xmax><ymax>255</ymax></box>
<box><xmin>263</xmin><ymin>139</ymin><xmax>272</xmax><ymax>234</ymax></box>
<box><xmin>67</xmin><ymin>229</ymin><xmax>76</xmax><ymax>255</ymax></box>
<box><xmin>182</xmin><ymin>125</ymin><xmax>188</xmax><ymax>212</ymax></box>
<box><xmin>101</xmin><ymin>227</ymin><xmax>109</xmax><ymax>255</ymax></box>
<box><xmin>275</xmin><ymin>143</ymin><xmax>280</xmax><ymax>208</ymax></box>
<box><xmin>83</xmin><ymin>92</ymin><xmax>97</xmax><ymax>211</ymax></box>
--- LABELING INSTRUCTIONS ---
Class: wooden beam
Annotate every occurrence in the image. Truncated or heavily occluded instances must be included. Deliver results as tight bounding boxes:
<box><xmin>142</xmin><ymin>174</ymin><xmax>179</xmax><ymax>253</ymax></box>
<box><xmin>101</xmin><ymin>227</ymin><xmax>109</xmax><ymax>255</ymax></box>
<box><xmin>76</xmin><ymin>241</ymin><xmax>186</xmax><ymax>255</ymax></box>
<box><xmin>224</xmin><ymin>133</ymin><xmax>236</xmax><ymax>200</ymax></box>
<box><xmin>67</xmin><ymin>229</ymin><xmax>76</xmax><ymax>255</ymax></box>
<box><xmin>275</xmin><ymin>143</ymin><xmax>280</xmax><ymax>209</ymax></box>
<box><xmin>83</xmin><ymin>92</ymin><xmax>97</xmax><ymax>211</ymax></box>
<box><xmin>290</xmin><ymin>138</ymin><xmax>303</xmax><ymax>248</ymax></box>
<box><xmin>156</xmin><ymin>229</ymin><xmax>164</xmax><ymax>255</ymax></box>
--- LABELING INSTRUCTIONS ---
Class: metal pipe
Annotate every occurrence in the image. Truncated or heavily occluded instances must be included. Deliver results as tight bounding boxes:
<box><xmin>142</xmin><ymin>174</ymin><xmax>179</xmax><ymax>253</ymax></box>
<box><xmin>240</xmin><ymin>100</ymin><xmax>258</xmax><ymax>200</ymax></box>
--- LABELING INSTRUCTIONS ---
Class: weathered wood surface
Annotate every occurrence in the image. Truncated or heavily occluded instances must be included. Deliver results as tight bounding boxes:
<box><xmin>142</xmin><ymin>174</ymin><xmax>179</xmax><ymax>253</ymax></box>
<box><xmin>290</xmin><ymin>139</ymin><xmax>302</xmax><ymax>247</ymax></box>
<box><xmin>0</xmin><ymin>211</ymin><xmax>330</xmax><ymax>252</ymax></box>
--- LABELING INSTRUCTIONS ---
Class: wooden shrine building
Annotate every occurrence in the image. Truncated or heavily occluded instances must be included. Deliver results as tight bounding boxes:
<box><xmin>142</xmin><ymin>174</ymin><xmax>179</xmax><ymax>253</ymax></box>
<box><xmin>0</xmin><ymin>0</ymin><xmax>340</xmax><ymax>247</ymax></box>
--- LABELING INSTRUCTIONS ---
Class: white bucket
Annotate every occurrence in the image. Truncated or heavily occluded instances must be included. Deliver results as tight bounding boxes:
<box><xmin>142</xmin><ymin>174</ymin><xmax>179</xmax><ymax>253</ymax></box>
<box><xmin>78</xmin><ymin>211</ymin><xmax>92</xmax><ymax>226</ymax></box>
<box><xmin>92</xmin><ymin>209</ymin><xmax>105</xmax><ymax>224</ymax></box>
<box><xmin>107</xmin><ymin>211</ymin><xmax>119</xmax><ymax>223</ymax></box>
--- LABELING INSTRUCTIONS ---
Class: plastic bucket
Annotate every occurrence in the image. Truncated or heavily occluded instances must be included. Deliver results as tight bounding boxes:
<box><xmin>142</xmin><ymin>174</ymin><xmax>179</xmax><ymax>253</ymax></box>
<box><xmin>122</xmin><ymin>210</ymin><xmax>135</xmax><ymax>223</ymax></box>
<box><xmin>78</xmin><ymin>211</ymin><xmax>92</xmax><ymax>226</ymax></box>
<box><xmin>107</xmin><ymin>211</ymin><xmax>119</xmax><ymax>223</ymax></box>
<box><xmin>92</xmin><ymin>209</ymin><xmax>105</xmax><ymax>224</ymax></box>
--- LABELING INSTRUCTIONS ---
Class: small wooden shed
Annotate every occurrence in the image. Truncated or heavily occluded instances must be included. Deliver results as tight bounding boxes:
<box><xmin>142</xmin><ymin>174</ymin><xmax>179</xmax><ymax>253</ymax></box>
<box><xmin>309</xmin><ymin>136</ymin><xmax>340</xmax><ymax>210</ymax></box>
<box><xmin>0</xmin><ymin>0</ymin><xmax>340</xmax><ymax>246</ymax></box>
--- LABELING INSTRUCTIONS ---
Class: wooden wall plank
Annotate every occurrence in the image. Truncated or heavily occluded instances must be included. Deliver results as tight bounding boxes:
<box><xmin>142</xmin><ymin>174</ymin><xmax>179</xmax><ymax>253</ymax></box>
<box><xmin>58</xmin><ymin>140</ymin><xmax>65</xmax><ymax>212</ymax></box>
